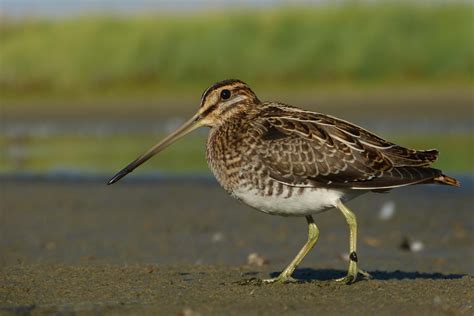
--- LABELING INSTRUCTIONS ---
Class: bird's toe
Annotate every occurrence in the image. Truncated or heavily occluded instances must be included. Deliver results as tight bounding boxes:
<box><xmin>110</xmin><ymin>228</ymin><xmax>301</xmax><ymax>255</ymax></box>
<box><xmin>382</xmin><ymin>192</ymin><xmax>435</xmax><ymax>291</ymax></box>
<box><xmin>263</xmin><ymin>275</ymin><xmax>299</xmax><ymax>284</ymax></box>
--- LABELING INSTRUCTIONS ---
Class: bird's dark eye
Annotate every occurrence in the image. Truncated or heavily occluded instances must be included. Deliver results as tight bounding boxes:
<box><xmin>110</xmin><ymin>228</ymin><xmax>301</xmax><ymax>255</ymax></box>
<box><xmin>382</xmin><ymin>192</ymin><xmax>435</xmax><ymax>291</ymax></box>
<box><xmin>220</xmin><ymin>89</ymin><xmax>231</xmax><ymax>100</ymax></box>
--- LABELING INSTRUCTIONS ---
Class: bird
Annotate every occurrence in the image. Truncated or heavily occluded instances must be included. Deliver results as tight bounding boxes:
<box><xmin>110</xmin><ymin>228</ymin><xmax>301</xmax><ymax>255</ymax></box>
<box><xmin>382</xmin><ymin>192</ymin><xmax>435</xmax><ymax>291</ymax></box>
<box><xmin>108</xmin><ymin>79</ymin><xmax>460</xmax><ymax>284</ymax></box>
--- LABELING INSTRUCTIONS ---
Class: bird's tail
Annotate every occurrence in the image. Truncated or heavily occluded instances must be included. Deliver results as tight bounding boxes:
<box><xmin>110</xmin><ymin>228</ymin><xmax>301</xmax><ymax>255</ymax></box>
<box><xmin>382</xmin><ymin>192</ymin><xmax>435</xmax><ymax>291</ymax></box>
<box><xmin>433</xmin><ymin>174</ymin><xmax>460</xmax><ymax>187</ymax></box>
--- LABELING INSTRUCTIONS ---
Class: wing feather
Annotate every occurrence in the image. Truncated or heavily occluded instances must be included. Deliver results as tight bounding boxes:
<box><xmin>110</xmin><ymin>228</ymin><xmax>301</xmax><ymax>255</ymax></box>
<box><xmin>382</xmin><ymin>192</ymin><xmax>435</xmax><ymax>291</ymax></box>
<box><xmin>247</xmin><ymin>104</ymin><xmax>440</xmax><ymax>189</ymax></box>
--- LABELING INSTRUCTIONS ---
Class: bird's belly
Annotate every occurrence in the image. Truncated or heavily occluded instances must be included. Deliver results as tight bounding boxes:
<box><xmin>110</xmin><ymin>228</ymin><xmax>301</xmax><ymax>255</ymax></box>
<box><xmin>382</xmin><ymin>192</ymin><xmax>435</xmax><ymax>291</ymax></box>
<box><xmin>233</xmin><ymin>186</ymin><xmax>361</xmax><ymax>217</ymax></box>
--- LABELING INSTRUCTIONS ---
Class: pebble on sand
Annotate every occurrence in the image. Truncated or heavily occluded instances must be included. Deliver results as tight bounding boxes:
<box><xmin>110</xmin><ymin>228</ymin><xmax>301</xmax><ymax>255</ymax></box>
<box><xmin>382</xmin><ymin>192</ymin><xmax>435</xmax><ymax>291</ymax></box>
<box><xmin>338</xmin><ymin>252</ymin><xmax>350</xmax><ymax>262</ymax></box>
<box><xmin>211</xmin><ymin>232</ymin><xmax>224</xmax><ymax>243</ymax></box>
<box><xmin>247</xmin><ymin>252</ymin><xmax>269</xmax><ymax>267</ymax></box>
<box><xmin>400</xmin><ymin>237</ymin><xmax>425</xmax><ymax>252</ymax></box>
<box><xmin>378</xmin><ymin>201</ymin><xmax>396</xmax><ymax>220</ymax></box>
<box><xmin>363</xmin><ymin>236</ymin><xmax>382</xmax><ymax>247</ymax></box>
<box><xmin>180</xmin><ymin>307</ymin><xmax>201</xmax><ymax>316</ymax></box>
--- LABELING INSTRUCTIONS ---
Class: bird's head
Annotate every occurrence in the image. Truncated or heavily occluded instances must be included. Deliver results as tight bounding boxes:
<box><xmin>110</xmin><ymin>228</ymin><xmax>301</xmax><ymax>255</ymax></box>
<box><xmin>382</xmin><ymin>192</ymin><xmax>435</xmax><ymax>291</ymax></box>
<box><xmin>107</xmin><ymin>79</ymin><xmax>259</xmax><ymax>184</ymax></box>
<box><xmin>197</xmin><ymin>79</ymin><xmax>260</xmax><ymax>127</ymax></box>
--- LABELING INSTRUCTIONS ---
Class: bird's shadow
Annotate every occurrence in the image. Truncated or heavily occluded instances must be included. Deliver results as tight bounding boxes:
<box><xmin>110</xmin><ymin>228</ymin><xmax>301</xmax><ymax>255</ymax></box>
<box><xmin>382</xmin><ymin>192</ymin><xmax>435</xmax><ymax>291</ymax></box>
<box><xmin>259</xmin><ymin>268</ymin><xmax>466</xmax><ymax>281</ymax></box>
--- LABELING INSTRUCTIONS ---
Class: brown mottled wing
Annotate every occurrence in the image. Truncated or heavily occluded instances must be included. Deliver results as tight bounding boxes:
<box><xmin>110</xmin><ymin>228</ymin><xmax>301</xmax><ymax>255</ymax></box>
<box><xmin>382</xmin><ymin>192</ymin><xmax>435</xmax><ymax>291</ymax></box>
<box><xmin>248</xmin><ymin>105</ymin><xmax>440</xmax><ymax>190</ymax></box>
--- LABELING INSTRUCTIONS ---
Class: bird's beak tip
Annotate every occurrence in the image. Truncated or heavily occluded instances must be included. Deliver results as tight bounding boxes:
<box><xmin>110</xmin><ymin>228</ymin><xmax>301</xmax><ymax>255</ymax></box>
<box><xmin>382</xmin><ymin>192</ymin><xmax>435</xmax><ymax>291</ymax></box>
<box><xmin>107</xmin><ymin>176</ymin><xmax>118</xmax><ymax>185</ymax></box>
<box><xmin>107</xmin><ymin>113</ymin><xmax>202</xmax><ymax>187</ymax></box>
<box><xmin>107</xmin><ymin>168</ymin><xmax>130</xmax><ymax>185</ymax></box>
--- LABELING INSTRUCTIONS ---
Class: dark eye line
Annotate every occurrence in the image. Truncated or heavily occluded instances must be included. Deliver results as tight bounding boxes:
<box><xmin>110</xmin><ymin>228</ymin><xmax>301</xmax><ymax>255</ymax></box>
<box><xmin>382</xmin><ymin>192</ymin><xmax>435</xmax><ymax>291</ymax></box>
<box><xmin>201</xmin><ymin>104</ymin><xmax>217</xmax><ymax>117</ymax></box>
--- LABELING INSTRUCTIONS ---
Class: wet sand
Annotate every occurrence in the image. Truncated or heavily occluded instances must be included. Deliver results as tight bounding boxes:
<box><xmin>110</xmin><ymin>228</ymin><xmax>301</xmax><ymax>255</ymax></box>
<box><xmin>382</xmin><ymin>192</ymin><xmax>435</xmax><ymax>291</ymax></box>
<box><xmin>1</xmin><ymin>178</ymin><xmax>473</xmax><ymax>315</ymax></box>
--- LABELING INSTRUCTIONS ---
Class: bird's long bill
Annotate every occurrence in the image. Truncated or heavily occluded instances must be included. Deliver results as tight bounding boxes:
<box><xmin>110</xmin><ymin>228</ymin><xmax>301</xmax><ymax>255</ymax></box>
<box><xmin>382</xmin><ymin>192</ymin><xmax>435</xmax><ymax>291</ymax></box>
<box><xmin>107</xmin><ymin>114</ymin><xmax>202</xmax><ymax>185</ymax></box>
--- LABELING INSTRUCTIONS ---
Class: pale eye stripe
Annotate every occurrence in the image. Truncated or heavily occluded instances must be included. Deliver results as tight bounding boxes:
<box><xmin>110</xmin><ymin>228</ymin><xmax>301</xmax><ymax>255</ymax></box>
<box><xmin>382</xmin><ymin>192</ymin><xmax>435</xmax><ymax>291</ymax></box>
<box><xmin>221</xmin><ymin>95</ymin><xmax>247</xmax><ymax>107</ymax></box>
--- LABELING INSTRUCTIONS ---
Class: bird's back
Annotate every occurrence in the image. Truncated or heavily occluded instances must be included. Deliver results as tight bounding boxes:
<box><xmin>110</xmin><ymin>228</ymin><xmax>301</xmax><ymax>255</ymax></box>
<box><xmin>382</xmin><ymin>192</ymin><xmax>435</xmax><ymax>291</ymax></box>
<box><xmin>206</xmin><ymin>102</ymin><xmax>459</xmax><ymax>198</ymax></box>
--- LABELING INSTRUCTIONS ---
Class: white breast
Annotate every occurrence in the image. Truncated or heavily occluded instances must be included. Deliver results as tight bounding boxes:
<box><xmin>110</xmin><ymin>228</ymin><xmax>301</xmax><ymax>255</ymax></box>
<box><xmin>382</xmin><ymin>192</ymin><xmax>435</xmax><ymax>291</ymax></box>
<box><xmin>233</xmin><ymin>186</ymin><xmax>363</xmax><ymax>216</ymax></box>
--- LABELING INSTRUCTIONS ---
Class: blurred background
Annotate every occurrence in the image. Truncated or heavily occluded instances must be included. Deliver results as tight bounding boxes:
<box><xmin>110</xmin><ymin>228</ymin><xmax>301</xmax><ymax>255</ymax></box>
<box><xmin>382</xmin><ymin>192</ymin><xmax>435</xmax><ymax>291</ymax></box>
<box><xmin>0</xmin><ymin>0</ymin><xmax>473</xmax><ymax>177</ymax></box>
<box><xmin>1</xmin><ymin>3</ymin><xmax>473</xmax><ymax>308</ymax></box>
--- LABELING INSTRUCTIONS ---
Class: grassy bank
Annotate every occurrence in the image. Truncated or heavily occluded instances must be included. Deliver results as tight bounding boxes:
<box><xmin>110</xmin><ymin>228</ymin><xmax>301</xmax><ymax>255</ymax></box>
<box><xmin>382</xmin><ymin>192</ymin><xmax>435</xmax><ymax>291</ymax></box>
<box><xmin>1</xmin><ymin>3</ymin><xmax>472</xmax><ymax>101</ymax></box>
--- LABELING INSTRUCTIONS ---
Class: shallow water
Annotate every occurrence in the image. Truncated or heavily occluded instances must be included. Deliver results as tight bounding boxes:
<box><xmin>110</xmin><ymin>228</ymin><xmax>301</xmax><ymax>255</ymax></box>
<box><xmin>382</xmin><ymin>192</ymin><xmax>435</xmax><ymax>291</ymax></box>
<box><xmin>3</xmin><ymin>93</ymin><xmax>473</xmax><ymax>176</ymax></box>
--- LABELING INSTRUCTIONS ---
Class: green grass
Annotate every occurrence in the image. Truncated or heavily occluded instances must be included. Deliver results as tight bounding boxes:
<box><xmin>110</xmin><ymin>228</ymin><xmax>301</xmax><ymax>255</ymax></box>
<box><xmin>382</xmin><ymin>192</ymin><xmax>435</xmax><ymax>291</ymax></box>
<box><xmin>1</xmin><ymin>133</ymin><xmax>472</xmax><ymax>174</ymax></box>
<box><xmin>1</xmin><ymin>2</ymin><xmax>473</xmax><ymax>101</ymax></box>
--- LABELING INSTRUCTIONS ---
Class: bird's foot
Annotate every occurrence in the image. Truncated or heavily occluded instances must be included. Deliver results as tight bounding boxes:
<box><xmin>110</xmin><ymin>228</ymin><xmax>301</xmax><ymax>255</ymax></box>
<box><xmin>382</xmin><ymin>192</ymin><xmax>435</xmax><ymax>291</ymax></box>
<box><xmin>358</xmin><ymin>268</ymin><xmax>372</xmax><ymax>280</ymax></box>
<box><xmin>335</xmin><ymin>274</ymin><xmax>357</xmax><ymax>284</ymax></box>
<box><xmin>335</xmin><ymin>268</ymin><xmax>371</xmax><ymax>284</ymax></box>
<box><xmin>263</xmin><ymin>273</ymin><xmax>298</xmax><ymax>284</ymax></box>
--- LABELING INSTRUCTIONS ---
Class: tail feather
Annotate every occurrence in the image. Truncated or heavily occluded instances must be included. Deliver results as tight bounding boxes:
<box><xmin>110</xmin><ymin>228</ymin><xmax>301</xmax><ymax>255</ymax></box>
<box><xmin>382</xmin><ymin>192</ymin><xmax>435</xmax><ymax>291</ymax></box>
<box><xmin>433</xmin><ymin>174</ymin><xmax>460</xmax><ymax>187</ymax></box>
<box><xmin>385</xmin><ymin>148</ymin><xmax>439</xmax><ymax>167</ymax></box>
<box><xmin>349</xmin><ymin>167</ymin><xmax>460</xmax><ymax>190</ymax></box>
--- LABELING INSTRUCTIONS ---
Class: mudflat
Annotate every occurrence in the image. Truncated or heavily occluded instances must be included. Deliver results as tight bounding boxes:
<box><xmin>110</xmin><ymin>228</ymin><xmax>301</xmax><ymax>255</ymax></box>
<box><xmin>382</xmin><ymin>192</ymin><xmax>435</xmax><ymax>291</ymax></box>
<box><xmin>1</xmin><ymin>178</ymin><xmax>472</xmax><ymax>315</ymax></box>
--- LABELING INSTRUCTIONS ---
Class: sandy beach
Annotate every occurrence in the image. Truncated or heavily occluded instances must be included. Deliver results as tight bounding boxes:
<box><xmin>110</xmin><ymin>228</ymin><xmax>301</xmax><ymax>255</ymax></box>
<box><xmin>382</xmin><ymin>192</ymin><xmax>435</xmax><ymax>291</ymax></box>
<box><xmin>1</xmin><ymin>177</ymin><xmax>472</xmax><ymax>315</ymax></box>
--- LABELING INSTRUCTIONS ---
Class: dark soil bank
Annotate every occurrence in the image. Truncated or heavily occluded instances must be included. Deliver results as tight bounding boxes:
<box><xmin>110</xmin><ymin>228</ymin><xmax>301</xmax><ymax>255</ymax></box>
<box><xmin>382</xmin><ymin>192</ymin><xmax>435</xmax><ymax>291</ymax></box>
<box><xmin>0</xmin><ymin>178</ymin><xmax>473</xmax><ymax>315</ymax></box>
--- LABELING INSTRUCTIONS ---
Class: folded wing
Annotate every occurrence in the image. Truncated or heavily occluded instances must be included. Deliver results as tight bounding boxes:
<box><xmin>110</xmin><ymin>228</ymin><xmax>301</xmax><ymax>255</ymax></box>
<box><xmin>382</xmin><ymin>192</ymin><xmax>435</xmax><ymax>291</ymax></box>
<box><xmin>247</xmin><ymin>105</ymin><xmax>441</xmax><ymax>190</ymax></box>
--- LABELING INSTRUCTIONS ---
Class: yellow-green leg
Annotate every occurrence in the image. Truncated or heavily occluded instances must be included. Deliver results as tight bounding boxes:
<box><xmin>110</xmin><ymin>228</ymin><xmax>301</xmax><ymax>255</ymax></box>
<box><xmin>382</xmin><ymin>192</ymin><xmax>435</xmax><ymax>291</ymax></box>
<box><xmin>264</xmin><ymin>215</ymin><xmax>319</xmax><ymax>284</ymax></box>
<box><xmin>335</xmin><ymin>200</ymin><xmax>371</xmax><ymax>284</ymax></box>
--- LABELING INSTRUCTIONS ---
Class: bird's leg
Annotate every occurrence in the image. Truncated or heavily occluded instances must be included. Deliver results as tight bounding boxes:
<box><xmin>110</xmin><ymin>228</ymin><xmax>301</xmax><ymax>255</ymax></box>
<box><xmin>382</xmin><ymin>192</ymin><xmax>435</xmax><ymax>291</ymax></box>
<box><xmin>335</xmin><ymin>200</ymin><xmax>371</xmax><ymax>284</ymax></box>
<box><xmin>264</xmin><ymin>215</ymin><xmax>319</xmax><ymax>284</ymax></box>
